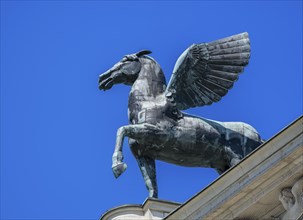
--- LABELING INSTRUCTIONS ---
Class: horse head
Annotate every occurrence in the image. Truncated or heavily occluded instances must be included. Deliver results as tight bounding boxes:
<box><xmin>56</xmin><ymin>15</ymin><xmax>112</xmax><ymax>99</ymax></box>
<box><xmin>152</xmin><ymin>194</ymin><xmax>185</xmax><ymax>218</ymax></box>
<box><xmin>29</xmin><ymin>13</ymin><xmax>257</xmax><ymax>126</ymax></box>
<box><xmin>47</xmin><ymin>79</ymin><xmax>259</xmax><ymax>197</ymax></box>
<box><xmin>98</xmin><ymin>50</ymin><xmax>152</xmax><ymax>91</ymax></box>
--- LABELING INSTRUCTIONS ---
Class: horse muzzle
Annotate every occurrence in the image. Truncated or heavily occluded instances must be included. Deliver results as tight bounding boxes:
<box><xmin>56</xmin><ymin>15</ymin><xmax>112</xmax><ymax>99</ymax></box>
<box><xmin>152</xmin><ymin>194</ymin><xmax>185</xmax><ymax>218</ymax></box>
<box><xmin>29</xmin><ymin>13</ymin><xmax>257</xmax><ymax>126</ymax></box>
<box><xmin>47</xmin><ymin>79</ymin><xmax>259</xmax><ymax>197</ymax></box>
<box><xmin>98</xmin><ymin>68</ymin><xmax>121</xmax><ymax>91</ymax></box>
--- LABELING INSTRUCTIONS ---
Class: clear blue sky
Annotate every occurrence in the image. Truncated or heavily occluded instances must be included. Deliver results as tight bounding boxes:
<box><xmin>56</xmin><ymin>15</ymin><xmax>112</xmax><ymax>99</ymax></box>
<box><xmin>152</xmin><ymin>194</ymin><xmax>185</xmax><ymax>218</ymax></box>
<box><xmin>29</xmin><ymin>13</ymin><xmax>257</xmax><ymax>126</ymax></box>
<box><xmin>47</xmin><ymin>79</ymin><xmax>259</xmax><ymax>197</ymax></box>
<box><xmin>1</xmin><ymin>1</ymin><xmax>302</xmax><ymax>219</ymax></box>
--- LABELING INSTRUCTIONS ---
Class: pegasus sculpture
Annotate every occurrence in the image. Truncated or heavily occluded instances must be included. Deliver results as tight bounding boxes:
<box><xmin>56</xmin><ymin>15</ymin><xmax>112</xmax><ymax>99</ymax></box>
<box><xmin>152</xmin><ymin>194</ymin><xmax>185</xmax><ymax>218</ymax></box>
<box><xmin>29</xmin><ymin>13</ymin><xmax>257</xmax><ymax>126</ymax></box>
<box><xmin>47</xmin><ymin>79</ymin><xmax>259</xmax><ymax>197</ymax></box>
<box><xmin>98</xmin><ymin>32</ymin><xmax>263</xmax><ymax>198</ymax></box>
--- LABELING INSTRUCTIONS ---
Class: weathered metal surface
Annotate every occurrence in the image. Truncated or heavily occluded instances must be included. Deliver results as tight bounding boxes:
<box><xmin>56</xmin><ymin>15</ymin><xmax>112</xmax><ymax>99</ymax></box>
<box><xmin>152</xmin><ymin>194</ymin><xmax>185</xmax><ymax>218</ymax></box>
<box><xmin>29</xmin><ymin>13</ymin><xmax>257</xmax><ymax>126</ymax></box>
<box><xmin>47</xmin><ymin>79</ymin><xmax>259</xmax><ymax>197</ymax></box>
<box><xmin>98</xmin><ymin>33</ymin><xmax>263</xmax><ymax>198</ymax></box>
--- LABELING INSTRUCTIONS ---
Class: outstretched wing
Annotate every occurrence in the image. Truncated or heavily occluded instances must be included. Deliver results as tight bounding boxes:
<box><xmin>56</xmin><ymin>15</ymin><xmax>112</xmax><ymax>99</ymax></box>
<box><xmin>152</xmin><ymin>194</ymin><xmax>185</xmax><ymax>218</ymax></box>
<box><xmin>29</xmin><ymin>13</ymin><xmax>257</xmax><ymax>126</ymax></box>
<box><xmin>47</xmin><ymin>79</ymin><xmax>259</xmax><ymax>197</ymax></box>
<box><xmin>165</xmin><ymin>32</ymin><xmax>250</xmax><ymax>110</ymax></box>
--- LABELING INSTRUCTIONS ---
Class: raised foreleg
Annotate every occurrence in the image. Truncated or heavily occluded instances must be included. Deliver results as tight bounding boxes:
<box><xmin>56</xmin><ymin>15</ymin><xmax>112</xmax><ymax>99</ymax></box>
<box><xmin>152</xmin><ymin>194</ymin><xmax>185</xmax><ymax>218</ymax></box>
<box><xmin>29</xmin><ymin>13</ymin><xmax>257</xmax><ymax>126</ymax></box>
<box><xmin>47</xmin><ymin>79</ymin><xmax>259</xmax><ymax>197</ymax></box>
<box><xmin>112</xmin><ymin>123</ymin><xmax>160</xmax><ymax>178</ymax></box>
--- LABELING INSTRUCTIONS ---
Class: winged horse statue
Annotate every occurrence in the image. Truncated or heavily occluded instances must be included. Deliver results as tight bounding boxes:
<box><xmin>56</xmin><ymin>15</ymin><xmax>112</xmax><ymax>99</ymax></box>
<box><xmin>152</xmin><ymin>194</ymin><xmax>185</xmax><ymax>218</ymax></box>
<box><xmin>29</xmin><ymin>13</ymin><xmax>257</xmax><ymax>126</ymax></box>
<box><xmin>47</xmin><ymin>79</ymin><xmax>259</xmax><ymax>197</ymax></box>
<box><xmin>98</xmin><ymin>32</ymin><xmax>263</xmax><ymax>198</ymax></box>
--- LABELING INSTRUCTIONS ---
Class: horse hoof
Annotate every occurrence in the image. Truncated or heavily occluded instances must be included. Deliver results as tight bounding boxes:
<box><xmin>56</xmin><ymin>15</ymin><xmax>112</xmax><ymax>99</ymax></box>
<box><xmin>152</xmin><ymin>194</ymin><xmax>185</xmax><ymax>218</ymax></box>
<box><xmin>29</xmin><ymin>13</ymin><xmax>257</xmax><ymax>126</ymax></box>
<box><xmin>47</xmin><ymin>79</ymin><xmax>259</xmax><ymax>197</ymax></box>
<box><xmin>112</xmin><ymin>162</ymin><xmax>127</xmax><ymax>178</ymax></box>
<box><xmin>230</xmin><ymin>158</ymin><xmax>241</xmax><ymax>166</ymax></box>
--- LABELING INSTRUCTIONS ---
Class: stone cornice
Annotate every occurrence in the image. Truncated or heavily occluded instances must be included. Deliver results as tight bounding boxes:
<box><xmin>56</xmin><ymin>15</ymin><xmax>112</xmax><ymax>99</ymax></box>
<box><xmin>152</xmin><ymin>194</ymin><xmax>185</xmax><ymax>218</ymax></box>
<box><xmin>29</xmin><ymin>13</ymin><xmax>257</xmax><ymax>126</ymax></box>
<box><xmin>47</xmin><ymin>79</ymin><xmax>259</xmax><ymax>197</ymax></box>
<box><xmin>100</xmin><ymin>198</ymin><xmax>180</xmax><ymax>220</ymax></box>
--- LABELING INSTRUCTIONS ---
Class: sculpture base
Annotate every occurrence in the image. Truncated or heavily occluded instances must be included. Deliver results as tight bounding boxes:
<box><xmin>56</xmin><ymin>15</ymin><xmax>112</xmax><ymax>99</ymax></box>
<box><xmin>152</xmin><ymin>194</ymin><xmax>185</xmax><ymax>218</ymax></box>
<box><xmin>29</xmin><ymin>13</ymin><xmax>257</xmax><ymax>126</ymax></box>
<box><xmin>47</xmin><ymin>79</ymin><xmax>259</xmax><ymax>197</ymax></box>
<box><xmin>100</xmin><ymin>198</ymin><xmax>180</xmax><ymax>220</ymax></box>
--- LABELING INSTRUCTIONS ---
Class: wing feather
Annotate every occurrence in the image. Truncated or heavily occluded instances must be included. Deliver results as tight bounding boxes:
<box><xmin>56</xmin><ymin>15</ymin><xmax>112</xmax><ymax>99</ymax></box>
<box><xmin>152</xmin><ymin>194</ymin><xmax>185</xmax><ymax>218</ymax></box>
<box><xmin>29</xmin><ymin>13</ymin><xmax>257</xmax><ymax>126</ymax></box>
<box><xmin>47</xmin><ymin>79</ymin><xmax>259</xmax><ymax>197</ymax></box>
<box><xmin>207</xmin><ymin>32</ymin><xmax>249</xmax><ymax>46</ymax></box>
<box><xmin>209</xmin><ymin>45</ymin><xmax>250</xmax><ymax>56</ymax></box>
<box><xmin>209</xmin><ymin>59</ymin><xmax>249</xmax><ymax>65</ymax></box>
<box><xmin>207</xmin><ymin>38</ymin><xmax>250</xmax><ymax>51</ymax></box>
<box><xmin>209</xmin><ymin>64</ymin><xmax>244</xmax><ymax>73</ymax></box>
<box><xmin>208</xmin><ymin>69</ymin><xmax>239</xmax><ymax>81</ymax></box>
<box><xmin>205</xmin><ymin>75</ymin><xmax>234</xmax><ymax>89</ymax></box>
<box><xmin>166</xmin><ymin>32</ymin><xmax>250</xmax><ymax>110</ymax></box>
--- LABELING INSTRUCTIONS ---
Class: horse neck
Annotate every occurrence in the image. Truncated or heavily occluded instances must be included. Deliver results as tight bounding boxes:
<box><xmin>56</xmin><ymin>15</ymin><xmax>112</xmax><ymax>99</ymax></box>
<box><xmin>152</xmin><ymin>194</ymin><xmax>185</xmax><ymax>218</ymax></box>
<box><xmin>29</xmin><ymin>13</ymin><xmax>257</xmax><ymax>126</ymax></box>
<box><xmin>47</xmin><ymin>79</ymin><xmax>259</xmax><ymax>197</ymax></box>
<box><xmin>131</xmin><ymin>57</ymin><xmax>167</xmax><ymax>99</ymax></box>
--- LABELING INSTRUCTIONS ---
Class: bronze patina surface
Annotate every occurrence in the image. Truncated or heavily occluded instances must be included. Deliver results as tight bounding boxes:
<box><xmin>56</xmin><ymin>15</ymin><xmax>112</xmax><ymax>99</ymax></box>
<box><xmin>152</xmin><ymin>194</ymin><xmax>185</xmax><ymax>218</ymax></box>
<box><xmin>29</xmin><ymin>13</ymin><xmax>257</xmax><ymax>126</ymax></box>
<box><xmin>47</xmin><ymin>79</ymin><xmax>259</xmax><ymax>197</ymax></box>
<box><xmin>98</xmin><ymin>32</ymin><xmax>262</xmax><ymax>198</ymax></box>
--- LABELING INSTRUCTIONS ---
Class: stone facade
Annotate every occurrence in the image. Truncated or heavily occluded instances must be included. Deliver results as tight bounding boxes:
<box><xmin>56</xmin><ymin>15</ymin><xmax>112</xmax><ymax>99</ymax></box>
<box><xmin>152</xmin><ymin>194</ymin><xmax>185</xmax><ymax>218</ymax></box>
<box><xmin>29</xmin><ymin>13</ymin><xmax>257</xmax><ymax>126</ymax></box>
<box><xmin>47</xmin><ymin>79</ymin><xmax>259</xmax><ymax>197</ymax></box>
<box><xmin>101</xmin><ymin>116</ymin><xmax>303</xmax><ymax>220</ymax></box>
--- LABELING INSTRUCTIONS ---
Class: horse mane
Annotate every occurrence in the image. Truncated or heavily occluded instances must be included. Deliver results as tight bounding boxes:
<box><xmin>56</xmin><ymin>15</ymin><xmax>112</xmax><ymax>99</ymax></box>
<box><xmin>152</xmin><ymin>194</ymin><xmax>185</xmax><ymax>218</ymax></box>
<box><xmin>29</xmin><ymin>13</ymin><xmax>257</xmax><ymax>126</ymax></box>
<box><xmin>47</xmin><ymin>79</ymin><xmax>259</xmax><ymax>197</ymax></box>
<box><xmin>138</xmin><ymin>55</ymin><xmax>159</xmax><ymax>68</ymax></box>
<box><xmin>139</xmin><ymin>55</ymin><xmax>164</xmax><ymax>76</ymax></box>
<box><xmin>138</xmin><ymin>55</ymin><xmax>166</xmax><ymax>85</ymax></box>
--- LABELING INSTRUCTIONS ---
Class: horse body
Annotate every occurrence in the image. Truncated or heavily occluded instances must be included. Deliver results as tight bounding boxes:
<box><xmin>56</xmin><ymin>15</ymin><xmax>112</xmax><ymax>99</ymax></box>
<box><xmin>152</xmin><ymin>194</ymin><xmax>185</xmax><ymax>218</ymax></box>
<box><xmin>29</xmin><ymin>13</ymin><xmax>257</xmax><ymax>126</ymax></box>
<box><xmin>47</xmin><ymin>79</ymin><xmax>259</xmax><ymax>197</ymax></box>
<box><xmin>99</xmin><ymin>48</ymin><xmax>262</xmax><ymax>198</ymax></box>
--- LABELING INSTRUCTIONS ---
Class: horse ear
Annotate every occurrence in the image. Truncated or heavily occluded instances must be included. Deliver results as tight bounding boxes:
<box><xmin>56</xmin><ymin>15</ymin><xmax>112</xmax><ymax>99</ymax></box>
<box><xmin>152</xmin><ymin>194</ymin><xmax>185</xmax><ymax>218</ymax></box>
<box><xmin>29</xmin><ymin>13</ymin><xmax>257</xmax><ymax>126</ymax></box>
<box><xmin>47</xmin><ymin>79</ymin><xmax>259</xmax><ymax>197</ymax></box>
<box><xmin>136</xmin><ymin>50</ymin><xmax>152</xmax><ymax>57</ymax></box>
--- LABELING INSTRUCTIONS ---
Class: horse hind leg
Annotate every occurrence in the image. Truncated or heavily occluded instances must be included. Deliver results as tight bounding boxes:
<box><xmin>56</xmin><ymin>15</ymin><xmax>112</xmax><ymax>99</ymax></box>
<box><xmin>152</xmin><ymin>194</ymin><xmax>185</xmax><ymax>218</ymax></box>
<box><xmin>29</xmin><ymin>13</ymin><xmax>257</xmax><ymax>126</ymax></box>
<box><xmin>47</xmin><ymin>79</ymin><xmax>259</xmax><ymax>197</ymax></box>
<box><xmin>223</xmin><ymin>146</ymin><xmax>242</xmax><ymax>170</ymax></box>
<box><xmin>129</xmin><ymin>139</ymin><xmax>158</xmax><ymax>198</ymax></box>
<box><xmin>137</xmin><ymin>156</ymin><xmax>158</xmax><ymax>198</ymax></box>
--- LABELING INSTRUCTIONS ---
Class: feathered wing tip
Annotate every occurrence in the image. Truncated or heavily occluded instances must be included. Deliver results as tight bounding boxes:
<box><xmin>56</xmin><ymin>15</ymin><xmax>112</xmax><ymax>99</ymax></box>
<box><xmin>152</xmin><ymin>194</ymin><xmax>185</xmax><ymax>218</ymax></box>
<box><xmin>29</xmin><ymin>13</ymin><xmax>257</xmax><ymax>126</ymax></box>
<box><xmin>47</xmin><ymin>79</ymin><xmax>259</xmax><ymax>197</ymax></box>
<box><xmin>207</xmin><ymin>32</ymin><xmax>250</xmax><ymax>68</ymax></box>
<box><xmin>166</xmin><ymin>32</ymin><xmax>251</xmax><ymax>110</ymax></box>
<box><xmin>207</xmin><ymin>32</ymin><xmax>249</xmax><ymax>46</ymax></box>
<box><xmin>198</xmin><ymin>32</ymin><xmax>251</xmax><ymax>103</ymax></box>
